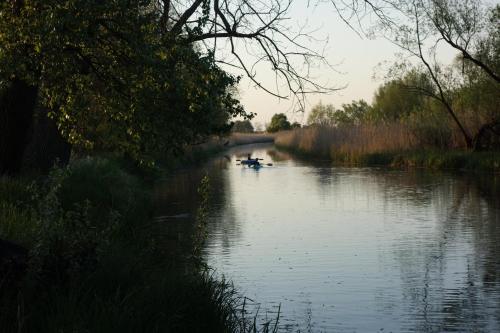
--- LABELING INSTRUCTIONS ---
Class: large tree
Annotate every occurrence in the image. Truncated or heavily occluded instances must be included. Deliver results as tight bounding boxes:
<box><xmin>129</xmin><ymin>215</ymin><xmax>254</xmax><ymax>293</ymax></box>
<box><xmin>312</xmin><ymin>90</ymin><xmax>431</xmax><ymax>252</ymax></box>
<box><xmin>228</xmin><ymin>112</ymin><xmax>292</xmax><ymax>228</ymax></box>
<box><xmin>267</xmin><ymin>113</ymin><xmax>291</xmax><ymax>132</ymax></box>
<box><xmin>0</xmin><ymin>0</ymin><xmax>332</xmax><ymax>173</ymax></box>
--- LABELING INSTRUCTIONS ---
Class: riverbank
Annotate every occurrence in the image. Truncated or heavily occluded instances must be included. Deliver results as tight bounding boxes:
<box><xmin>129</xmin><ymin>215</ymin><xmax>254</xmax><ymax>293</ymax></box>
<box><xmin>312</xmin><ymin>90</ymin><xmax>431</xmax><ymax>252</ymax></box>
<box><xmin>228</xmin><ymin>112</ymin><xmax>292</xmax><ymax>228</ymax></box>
<box><xmin>0</xmin><ymin>155</ymin><xmax>271</xmax><ymax>332</ymax></box>
<box><xmin>275</xmin><ymin>128</ymin><xmax>500</xmax><ymax>173</ymax></box>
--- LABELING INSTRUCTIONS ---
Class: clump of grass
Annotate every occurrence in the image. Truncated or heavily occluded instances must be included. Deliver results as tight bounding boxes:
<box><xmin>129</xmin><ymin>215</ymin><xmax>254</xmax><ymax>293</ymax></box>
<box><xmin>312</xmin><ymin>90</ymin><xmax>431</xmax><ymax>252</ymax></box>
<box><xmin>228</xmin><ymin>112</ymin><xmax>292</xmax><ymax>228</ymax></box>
<box><xmin>0</xmin><ymin>177</ymin><xmax>36</xmax><ymax>246</ymax></box>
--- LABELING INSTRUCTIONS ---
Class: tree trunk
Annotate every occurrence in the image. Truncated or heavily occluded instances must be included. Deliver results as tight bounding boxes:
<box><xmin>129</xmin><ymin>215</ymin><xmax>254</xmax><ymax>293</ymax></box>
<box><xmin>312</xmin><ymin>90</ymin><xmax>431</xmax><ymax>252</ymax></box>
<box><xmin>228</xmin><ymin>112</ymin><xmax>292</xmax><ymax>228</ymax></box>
<box><xmin>0</xmin><ymin>80</ymin><xmax>72</xmax><ymax>175</ymax></box>
<box><xmin>22</xmin><ymin>106</ymin><xmax>72</xmax><ymax>173</ymax></box>
<box><xmin>0</xmin><ymin>79</ymin><xmax>38</xmax><ymax>175</ymax></box>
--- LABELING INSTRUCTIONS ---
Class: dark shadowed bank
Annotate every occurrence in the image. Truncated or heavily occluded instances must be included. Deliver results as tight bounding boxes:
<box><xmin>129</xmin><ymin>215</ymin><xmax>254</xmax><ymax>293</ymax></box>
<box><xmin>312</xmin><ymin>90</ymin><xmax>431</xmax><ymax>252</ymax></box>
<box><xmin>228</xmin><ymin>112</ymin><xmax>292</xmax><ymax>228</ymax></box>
<box><xmin>0</xmin><ymin>149</ymin><xmax>277</xmax><ymax>332</ymax></box>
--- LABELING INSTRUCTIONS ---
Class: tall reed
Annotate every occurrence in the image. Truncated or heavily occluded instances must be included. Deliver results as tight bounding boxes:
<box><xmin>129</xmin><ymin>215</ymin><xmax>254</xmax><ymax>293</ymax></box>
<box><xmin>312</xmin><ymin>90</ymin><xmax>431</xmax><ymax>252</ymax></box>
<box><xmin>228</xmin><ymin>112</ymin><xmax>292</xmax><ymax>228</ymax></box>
<box><xmin>276</xmin><ymin>124</ymin><xmax>417</xmax><ymax>160</ymax></box>
<box><xmin>275</xmin><ymin>124</ymin><xmax>500</xmax><ymax>171</ymax></box>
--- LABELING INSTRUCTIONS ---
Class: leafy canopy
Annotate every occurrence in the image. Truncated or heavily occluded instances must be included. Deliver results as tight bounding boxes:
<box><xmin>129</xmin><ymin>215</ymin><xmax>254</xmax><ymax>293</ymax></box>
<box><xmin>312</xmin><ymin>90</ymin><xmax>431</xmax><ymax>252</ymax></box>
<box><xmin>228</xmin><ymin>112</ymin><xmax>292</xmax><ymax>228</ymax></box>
<box><xmin>0</xmin><ymin>1</ymin><xmax>250</xmax><ymax>162</ymax></box>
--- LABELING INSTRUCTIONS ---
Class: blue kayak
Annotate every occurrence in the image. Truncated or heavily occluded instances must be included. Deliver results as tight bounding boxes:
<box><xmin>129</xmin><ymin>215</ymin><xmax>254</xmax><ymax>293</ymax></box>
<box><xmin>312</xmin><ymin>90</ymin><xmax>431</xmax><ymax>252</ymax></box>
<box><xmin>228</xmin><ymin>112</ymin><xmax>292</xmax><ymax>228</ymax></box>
<box><xmin>241</xmin><ymin>159</ymin><xmax>261</xmax><ymax>167</ymax></box>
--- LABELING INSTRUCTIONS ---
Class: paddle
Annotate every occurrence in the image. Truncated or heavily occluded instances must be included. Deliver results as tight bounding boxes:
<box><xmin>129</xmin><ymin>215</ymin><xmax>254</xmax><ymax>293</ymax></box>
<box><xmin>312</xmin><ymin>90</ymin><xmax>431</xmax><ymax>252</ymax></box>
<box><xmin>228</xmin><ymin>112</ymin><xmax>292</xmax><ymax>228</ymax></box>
<box><xmin>236</xmin><ymin>158</ymin><xmax>265</xmax><ymax>161</ymax></box>
<box><xmin>235</xmin><ymin>158</ymin><xmax>273</xmax><ymax>167</ymax></box>
<box><xmin>236</xmin><ymin>163</ymin><xmax>273</xmax><ymax>167</ymax></box>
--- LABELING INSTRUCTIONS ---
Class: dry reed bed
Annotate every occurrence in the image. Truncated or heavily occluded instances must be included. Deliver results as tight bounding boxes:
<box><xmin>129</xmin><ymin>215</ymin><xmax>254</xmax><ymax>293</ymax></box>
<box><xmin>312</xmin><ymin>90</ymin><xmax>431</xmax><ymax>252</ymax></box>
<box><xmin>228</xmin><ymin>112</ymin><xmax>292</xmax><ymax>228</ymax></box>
<box><xmin>196</xmin><ymin>133</ymin><xmax>275</xmax><ymax>152</ymax></box>
<box><xmin>275</xmin><ymin>125</ymin><xmax>500</xmax><ymax>172</ymax></box>
<box><xmin>228</xmin><ymin>133</ymin><xmax>275</xmax><ymax>146</ymax></box>
<box><xmin>275</xmin><ymin>125</ymin><xmax>417</xmax><ymax>158</ymax></box>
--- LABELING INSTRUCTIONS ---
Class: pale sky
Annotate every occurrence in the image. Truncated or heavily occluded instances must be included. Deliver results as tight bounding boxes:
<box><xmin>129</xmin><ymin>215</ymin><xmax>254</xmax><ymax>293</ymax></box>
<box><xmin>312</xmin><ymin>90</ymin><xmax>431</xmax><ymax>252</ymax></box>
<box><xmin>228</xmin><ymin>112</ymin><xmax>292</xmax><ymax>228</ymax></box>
<box><xmin>219</xmin><ymin>0</ymin><xmax>497</xmax><ymax>127</ymax></box>
<box><xmin>228</xmin><ymin>1</ymin><xmax>401</xmax><ymax>126</ymax></box>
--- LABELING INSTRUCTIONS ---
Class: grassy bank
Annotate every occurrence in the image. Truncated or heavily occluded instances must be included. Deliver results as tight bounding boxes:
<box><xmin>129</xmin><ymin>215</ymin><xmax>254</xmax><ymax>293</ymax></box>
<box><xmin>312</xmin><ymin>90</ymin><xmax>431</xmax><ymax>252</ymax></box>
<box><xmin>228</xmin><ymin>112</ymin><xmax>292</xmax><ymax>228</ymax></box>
<box><xmin>0</xmin><ymin>157</ymin><xmax>273</xmax><ymax>332</ymax></box>
<box><xmin>275</xmin><ymin>127</ymin><xmax>500</xmax><ymax>172</ymax></box>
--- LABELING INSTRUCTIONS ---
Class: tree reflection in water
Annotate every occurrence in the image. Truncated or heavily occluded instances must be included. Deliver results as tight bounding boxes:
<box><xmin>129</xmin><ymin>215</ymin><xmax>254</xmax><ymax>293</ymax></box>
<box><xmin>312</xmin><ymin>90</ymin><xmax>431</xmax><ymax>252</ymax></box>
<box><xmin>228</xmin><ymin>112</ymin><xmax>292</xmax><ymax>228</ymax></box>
<box><xmin>372</xmin><ymin>171</ymin><xmax>500</xmax><ymax>332</ymax></box>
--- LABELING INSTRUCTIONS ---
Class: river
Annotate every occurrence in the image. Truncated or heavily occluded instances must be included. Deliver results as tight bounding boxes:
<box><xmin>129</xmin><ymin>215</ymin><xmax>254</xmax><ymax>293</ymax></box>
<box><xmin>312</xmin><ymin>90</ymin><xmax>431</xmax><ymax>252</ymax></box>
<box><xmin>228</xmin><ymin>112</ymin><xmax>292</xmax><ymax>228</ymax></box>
<box><xmin>154</xmin><ymin>143</ymin><xmax>500</xmax><ymax>332</ymax></box>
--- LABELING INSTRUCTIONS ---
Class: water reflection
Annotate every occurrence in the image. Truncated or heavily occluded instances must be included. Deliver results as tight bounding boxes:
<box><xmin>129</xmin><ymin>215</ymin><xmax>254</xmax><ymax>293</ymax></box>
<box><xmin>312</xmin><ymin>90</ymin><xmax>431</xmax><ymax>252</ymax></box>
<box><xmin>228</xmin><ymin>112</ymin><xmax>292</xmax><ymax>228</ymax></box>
<box><xmin>154</xmin><ymin>144</ymin><xmax>500</xmax><ymax>332</ymax></box>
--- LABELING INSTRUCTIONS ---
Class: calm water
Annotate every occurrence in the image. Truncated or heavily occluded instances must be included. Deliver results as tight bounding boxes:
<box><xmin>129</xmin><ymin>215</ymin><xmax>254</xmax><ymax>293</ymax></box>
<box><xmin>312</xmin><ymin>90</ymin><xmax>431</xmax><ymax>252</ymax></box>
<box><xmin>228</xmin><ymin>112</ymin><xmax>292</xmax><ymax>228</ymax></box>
<box><xmin>154</xmin><ymin>144</ymin><xmax>500</xmax><ymax>332</ymax></box>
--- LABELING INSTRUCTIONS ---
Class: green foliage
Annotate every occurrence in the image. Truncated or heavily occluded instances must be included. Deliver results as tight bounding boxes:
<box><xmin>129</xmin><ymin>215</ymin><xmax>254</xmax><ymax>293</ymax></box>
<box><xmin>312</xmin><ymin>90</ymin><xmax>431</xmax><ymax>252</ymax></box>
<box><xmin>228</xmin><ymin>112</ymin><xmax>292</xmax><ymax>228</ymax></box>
<box><xmin>25</xmin><ymin>159</ymin><xmax>146</xmax><ymax>282</ymax></box>
<box><xmin>267</xmin><ymin>113</ymin><xmax>292</xmax><ymax>132</ymax></box>
<box><xmin>369</xmin><ymin>73</ymin><xmax>430</xmax><ymax>123</ymax></box>
<box><xmin>0</xmin><ymin>1</ymin><xmax>250</xmax><ymax>163</ymax></box>
<box><xmin>56</xmin><ymin>158</ymin><xmax>143</xmax><ymax>221</ymax></box>
<box><xmin>231</xmin><ymin>120</ymin><xmax>254</xmax><ymax>133</ymax></box>
<box><xmin>0</xmin><ymin>157</ymin><xmax>150</xmax><ymax>283</ymax></box>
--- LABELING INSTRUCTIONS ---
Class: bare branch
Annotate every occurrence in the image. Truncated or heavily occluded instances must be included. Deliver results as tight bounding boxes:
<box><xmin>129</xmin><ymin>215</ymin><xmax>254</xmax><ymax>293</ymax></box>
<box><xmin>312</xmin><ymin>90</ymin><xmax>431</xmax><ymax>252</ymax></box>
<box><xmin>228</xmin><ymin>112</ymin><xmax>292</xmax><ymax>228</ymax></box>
<box><xmin>170</xmin><ymin>0</ymin><xmax>204</xmax><ymax>36</ymax></box>
<box><xmin>158</xmin><ymin>0</ymin><xmax>338</xmax><ymax>110</ymax></box>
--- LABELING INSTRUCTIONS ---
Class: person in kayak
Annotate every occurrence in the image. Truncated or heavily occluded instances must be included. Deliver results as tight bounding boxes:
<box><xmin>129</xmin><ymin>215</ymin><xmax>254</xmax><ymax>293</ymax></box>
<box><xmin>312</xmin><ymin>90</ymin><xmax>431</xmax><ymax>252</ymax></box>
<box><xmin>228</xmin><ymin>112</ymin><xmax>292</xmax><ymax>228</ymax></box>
<box><xmin>244</xmin><ymin>154</ymin><xmax>260</xmax><ymax>166</ymax></box>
